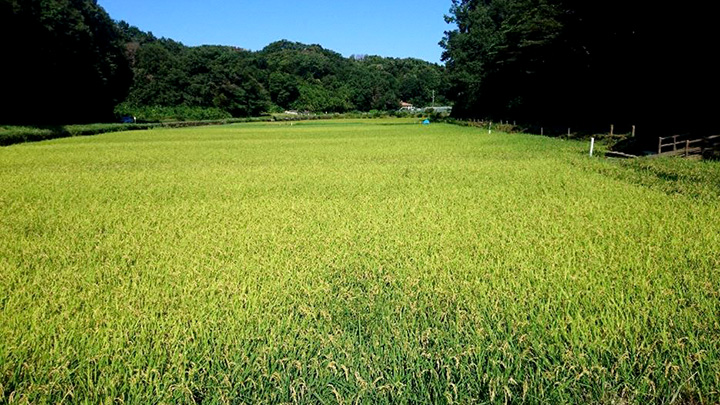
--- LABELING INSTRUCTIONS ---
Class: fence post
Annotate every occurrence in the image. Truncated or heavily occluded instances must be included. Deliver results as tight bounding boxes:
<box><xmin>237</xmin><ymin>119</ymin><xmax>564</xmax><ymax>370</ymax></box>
<box><xmin>685</xmin><ymin>139</ymin><xmax>690</xmax><ymax>157</ymax></box>
<box><xmin>632</xmin><ymin>125</ymin><xmax>636</xmax><ymax>137</ymax></box>
<box><xmin>590</xmin><ymin>137</ymin><xmax>595</xmax><ymax>157</ymax></box>
<box><xmin>658</xmin><ymin>137</ymin><xmax>663</xmax><ymax>154</ymax></box>
<box><xmin>610</xmin><ymin>124</ymin><xmax>614</xmax><ymax>136</ymax></box>
<box><xmin>673</xmin><ymin>135</ymin><xmax>678</xmax><ymax>151</ymax></box>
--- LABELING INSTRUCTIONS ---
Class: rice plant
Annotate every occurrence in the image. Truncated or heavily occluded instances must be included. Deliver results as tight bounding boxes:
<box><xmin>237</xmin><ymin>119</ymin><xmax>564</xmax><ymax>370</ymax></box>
<box><xmin>1</xmin><ymin>119</ymin><xmax>718</xmax><ymax>403</ymax></box>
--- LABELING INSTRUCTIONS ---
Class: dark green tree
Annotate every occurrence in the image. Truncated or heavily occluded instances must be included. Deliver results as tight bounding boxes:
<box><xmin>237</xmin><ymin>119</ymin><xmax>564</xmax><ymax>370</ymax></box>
<box><xmin>120</xmin><ymin>40</ymin><xmax>270</xmax><ymax>118</ymax></box>
<box><xmin>268</xmin><ymin>72</ymin><xmax>300</xmax><ymax>109</ymax></box>
<box><xmin>0</xmin><ymin>0</ymin><xmax>132</xmax><ymax>123</ymax></box>
<box><xmin>441</xmin><ymin>0</ymin><xmax>720</xmax><ymax>140</ymax></box>
<box><xmin>441</xmin><ymin>0</ymin><xmax>563</xmax><ymax>120</ymax></box>
<box><xmin>124</xmin><ymin>41</ymin><xmax>187</xmax><ymax>106</ymax></box>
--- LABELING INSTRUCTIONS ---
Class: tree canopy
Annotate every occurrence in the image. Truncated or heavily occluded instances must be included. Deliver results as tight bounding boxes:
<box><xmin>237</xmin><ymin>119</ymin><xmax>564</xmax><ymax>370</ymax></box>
<box><xmin>1</xmin><ymin>0</ymin><xmax>131</xmax><ymax>124</ymax></box>
<box><xmin>441</xmin><ymin>0</ymin><xmax>719</xmax><ymax>138</ymax></box>
<box><xmin>6</xmin><ymin>0</ymin><xmax>714</xmax><ymax>139</ymax></box>
<box><xmin>117</xmin><ymin>37</ymin><xmax>449</xmax><ymax>117</ymax></box>
<box><xmin>1</xmin><ymin>2</ymin><xmax>446</xmax><ymax>124</ymax></box>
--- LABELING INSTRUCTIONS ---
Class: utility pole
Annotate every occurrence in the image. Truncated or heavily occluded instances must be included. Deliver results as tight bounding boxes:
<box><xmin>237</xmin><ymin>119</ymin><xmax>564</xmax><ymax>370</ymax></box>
<box><xmin>432</xmin><ymin>90</ymin><xmax>435</xmax><ymax>107</ymax></box>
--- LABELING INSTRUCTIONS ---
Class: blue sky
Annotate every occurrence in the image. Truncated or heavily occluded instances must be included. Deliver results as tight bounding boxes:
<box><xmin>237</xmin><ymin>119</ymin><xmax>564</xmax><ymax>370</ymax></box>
<box><xmin>97</xmin><ymin>0</ymin><xmax>454</xmax><ymax>64</ymax></box>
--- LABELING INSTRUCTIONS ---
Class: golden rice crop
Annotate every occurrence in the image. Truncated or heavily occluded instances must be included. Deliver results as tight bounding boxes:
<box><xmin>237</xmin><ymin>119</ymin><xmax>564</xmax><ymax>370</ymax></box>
<box><xmin>1</xmin><ymin>119</ymin><xmax>718</xmax><ymax>403</ymax></box>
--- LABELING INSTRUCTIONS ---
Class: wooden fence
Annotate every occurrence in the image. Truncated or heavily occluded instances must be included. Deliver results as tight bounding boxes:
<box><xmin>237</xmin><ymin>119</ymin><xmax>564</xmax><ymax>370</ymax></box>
<box><xmin>656</xmin><ymin>135</ymin><xmax>720</xmax><ymax>158</ymax></box>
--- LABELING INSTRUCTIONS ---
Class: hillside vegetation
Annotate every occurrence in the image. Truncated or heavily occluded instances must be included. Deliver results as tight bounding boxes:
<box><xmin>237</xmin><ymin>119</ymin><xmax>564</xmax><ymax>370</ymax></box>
<box><xmin>0</xmin><ymin>0</ymin><xmax>446</xmax><ymax>124</ymax></box>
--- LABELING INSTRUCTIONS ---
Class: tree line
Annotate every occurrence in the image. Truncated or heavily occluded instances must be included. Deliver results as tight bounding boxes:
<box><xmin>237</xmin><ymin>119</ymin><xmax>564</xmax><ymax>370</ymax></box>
<box><xmin>1</xmin><ymin>0</ymin><xmax>447</xmax><ymax>124</ymax></box>
<box><xmin>1</xmin><ymin>0</ymin><xmax>132</xmax><ymax>124</ymax></box>
<box><xmin>440</xmin><ymin>0</ymin><xmax>719</xmax><ymax>141</ymax></box>
<box><xmin>116</xmin><ymin>31</ymin><xmax>449</xmax><ymax>120</ymax></box>
<box><xmin>3</xmin><ymin>0</ymin><xmax>716</xmax><ymax>143</ymax></box>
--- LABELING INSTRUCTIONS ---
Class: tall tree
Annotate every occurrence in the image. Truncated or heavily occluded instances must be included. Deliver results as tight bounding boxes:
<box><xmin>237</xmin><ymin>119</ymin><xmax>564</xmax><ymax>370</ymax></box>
<box><xmin>0</xmin><ymin>0</ymin><xmax>131</xmax><ymax>124</ymax></box>
<box><xmin>441</xmin><ymin>0</ymin><xmax>565</xmax><ymax>121</ymax></box>
<box><xmin>441</xmin><ymin>0</ymin><xmax>720</xmax><ymax>139</ymax></box>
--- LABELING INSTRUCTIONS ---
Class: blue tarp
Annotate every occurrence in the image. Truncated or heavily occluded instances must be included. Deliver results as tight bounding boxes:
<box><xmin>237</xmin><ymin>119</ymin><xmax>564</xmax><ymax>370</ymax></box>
<box><xmin>422</xmin><ymin>119</ymin><xmax>430</xmax><ymax>125</ymax></box>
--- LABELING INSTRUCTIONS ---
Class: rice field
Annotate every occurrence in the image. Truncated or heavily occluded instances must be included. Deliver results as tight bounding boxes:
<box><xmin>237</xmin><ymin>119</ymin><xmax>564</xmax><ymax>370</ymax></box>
<box><xmin>1</xmin><ymin>119</ymin><xmax>719</xmax><ymax>403</ymax></box>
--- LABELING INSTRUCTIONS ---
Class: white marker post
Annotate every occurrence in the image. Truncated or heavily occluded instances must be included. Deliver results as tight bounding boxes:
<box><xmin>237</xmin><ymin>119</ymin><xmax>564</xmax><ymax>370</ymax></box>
<box><xmin>589</xmin><ymin>137</ymin><xmax>595</xmax><ymax>157</ymax></box>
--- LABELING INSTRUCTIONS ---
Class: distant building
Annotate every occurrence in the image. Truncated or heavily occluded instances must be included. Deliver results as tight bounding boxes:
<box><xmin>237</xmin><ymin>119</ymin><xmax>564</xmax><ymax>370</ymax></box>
<box><xmin>399</xmin><ymin>101</ymin><xmax>414</xmax><ymax>111</ymax></box>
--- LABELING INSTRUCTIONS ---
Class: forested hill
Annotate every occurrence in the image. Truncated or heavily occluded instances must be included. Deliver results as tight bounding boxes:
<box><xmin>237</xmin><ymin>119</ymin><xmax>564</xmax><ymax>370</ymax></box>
<box><xmin>116</xmin><ymin>25</ymin><xmax>448</xmax><ymax>119</ymax></box>
<box><xmin>0</xmin><ymin>0</ymin><xmax>446</xmax><ymax>124</ymax></box>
